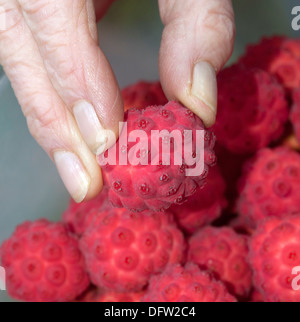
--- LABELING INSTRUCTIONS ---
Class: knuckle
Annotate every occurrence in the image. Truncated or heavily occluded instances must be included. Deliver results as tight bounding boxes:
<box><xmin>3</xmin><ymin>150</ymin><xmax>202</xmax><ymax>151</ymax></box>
<box><xmin>202</xmin><ymin>6</ymin><xmax>235</xmax><ymax>44</ymax></box>
<box><xmin>46</xmin><ymin>55</ymin><xmax>85</xmax><ymax>100</ymax></box>
<box><xmin>25</xmin><ymin>99</ymin><xmax>66</xmax><ymax>145</ymax></box>
<box><xmin>159</xmin><ymin>0</ymin><xmax>177</xmax><ymax>24</ymax></box>
<box><xmin>18</xmin><ymin>0</ymin><xmax>57</xmax><ymax>20</ymax></box>
<box><xmin>0</xmin><ymin>4</ymin><xmax>23</xmax><ymax>37</ymax></box>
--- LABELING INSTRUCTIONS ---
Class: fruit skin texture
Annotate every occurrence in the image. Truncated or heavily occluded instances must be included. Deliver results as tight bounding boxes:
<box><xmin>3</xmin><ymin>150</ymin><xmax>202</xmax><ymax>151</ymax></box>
<box><xmin>290</xmin><ymin>88</ymin><xmax>300</xmax><ymax>145</ymax></box>
<box><xmin>215</xmin><ymin>144</ymin><xmax>250</xmax><ymax>220</ymax></box>
<box><xmin>249</xmin><ymin>216</ymin><xmax>300</xmax><ymax>302</ymax></box>
<box><xmin>98</xmin><ymin>101</ymin><xmax>216</xmax><ymax>212</ymax></box>
<box><xmin>239</xmin><ymin>36</ymin><xmax>300</xmax><ymax>92</ymax></box>
<box><xmin>141</xmin><ymin>263</ymin><xmax>236</xmax><ymax>302</ymax></box>
<box><xmin>80</xmin><ymin>209</ymin><xmax>186</xmax><ymax>293</ymax></box>
<box><xmin>0</xmin><ymin>219</ymin><xmax>89</xmax><ymax>302</ymax></box>
<box><xmin>236</xmin><ymin>147</ymin><xmax>300</xmax><ymax>229</ymax></box>
<box><xmin>122</xmin><ymin>81</ymin><xmax>168</xmax><ymax>112</ymax></box>
<box><xmin>212</xmin><ymin>64</ymin><xmax>288</xmax><ymax>155</ymax></box>
<box><xmin>170</xmin><ymin>165</ymin><xmax>227</xmax><ymax>234</ymax></box>
<box><xmin>79</xmin><ymin>288</ymin><xmax>144</xmax><ymax>302</ymax></box>
<box><xmin>62</xmin><ymin>189</ymin><xmax>110</xmax><ymax>236</ymax></box>
<box><xmin>250</xmin><ymin>289</ymin><xmax>264</xmax><ymax>303</ymax></box>
<box><xmin>187</xmin><ymin>226</ymin><xmax>252</xmax><ymax>298</ymax></box>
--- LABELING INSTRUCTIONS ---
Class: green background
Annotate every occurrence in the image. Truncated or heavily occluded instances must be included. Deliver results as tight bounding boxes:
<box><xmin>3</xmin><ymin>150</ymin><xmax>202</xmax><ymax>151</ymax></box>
<box><xmin>0</xmin><ymin>0</ymin><xmax>298</xmax><ymax>301</ymax></box>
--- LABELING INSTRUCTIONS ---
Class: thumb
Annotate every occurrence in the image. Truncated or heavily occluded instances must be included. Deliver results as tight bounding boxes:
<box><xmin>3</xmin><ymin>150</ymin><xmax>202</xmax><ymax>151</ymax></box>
<box><xmin>158</xmin><ymin>0</ymin><xmax>235</xmax><ymax>127</ymax></box>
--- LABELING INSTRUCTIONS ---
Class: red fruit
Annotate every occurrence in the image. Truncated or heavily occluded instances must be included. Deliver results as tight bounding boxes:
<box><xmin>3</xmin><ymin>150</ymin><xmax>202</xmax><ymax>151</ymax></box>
<box><xmin>62</xmin><ymin>189</ymin><xmax>110</xmax><ymax>236</ymax></box>
<box><xmin>170</xmin><ymin>166</ymin><xmax>227</xmax><ymax>234</ymax></box>
<box><xmin>187</xmin><ymin>226</ymin><xmax>252</xmax><ymax>298</ymax></box>
<box><xmin>98</xmin><ymin>101</ymin><xmax>216</xmax><ymax>212</ymax></box>
<box><xmin>249</xmin><ymin>216</ymin><xmax>300</xmax><ymax>302</ymax></box>
<box><xmin>236</xmin><ymin>147</ymin><xmax>300</xmax><ymax>229</ymax></box>
<box><xmin>290</xmin><ymin>88</ymin><xmax>300</xmax><ymax>146</ymax></box>
<box><xmin>239</xmin><ymin>36</ymin><xmax>300</xmax><ymax>92</ymax></box>
<box><xmin>212</xmin><ymin>64</ymin><xmax>288</xmax><ymax>155</ymax></box>
<box><xmin>122</xmin><ymin>81</ymin><xmax>168</xmax><ymax>112</ymax></box>
<box><xmin>250</xmin><ymin>289</ymin><xmax>264</xmax><ymax>303</ymax></box>
<box><xmin>0</xmin><ymin>219</ymin><xmax>89</xmax><ymax>302</ymax></box>
<box><xmin>142</xmin><ymin>263</ymin><xmax>236</xmax><ymax>302</ymax></box>
<box><xmin>215</xmin><ymin>144</ymin><xmax>249</xmax><ymax>213</ymax></box>
<box><xmin>80</xmin><ymin>209</ymin><xmax>186</xmax><ymax>292</ymax></box>
<box><xmin>80</xmin><ymin>288</ymin><xmax>144</xmax><ymax>302</ymax></box>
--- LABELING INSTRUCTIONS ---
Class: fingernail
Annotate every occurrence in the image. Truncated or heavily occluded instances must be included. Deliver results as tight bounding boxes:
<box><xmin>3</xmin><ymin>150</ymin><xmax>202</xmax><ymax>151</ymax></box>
<box><xmin>191</xmin><ymin>61</ymin><xmax>217</xmax><ymax>114</ymax></box>
<box><xmin>53</xmin><ymin>151</ymin><xmax>90</xmax><ymax>203</ymax></box>
<box><xmin>73</xmin><ymin>100</ymin><xmax>108</xmax><ymax>155</ymax></box>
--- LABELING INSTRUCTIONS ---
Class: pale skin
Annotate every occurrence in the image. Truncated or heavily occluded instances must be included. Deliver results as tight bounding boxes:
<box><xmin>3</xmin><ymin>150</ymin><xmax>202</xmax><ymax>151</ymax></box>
<box><xmin>0</xmin><ymin>0</ymin><xmax>235</xmax><ymax>203</ymax></box>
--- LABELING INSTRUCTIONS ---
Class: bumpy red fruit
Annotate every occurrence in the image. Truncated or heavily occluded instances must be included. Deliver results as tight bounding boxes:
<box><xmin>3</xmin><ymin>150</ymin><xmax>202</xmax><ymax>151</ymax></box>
<box><xmin>98</xmin><ymin>101</ymin><xmax>216</xmax><ymax>212</ymax></box>
<box><xmin>215</xmin><ymin>144</ymin><xmax>249</xmax><ymax>212</ymax></box>
<box><xmin>142</xmin><ymin>263</ymin><xmax>236</xmax><ymax>302</ymax></box>
<box><xmin>122</xmin><ymin>81</ymin><xmax>168</xmax><ymax>112</ymax></box>
<box><xmin>249</xmin><ymin>216</ymin><xmax>300</xmax><ymax>302</ymax></box>
<box><xmin>62</xmin><ymin>189</ymin><xmax>110</xmax><ymax>236</ymax></box>
<box><xmin>250</xmin><ymin>289</ymin><xmax>264</xmax><ymax>303</ymax></box>
<box><xmin>170</xmin><ymin>165</ymin><xmax>227</xmax><ymax>234</ymax></box>
<box><xmin>212</xmin><ymin>64</ymin><xmax>288</xmax><ymax>155</ymax></box>
<box><xmin>239</xmin><ymin>36</ymin><xmax>300</xmax><ymax>92</ymax></box>
<box><xmin>187</xmin><ymin>226</ymin><xmax>252</xmax><ymax>298</ymax></box>
<box><xmin>0</xmin><ymin>219</ymin><xmax>89</xmax><ymax>302</ymax></box>
<box><xmin>290</xmin><ymin>88</ymin><xmax>300</xmax><ymax>145</ymax></box>
<box><xmin>80</xmin><ymin>209</ymin><xmax>185</xmax><ymax>292</ymax></box>
<box><xmin>80</xmin><ymin>288</ymin><xmax>144</xmax><ymax>302</ymax></box>
<box><xmin>236</xmin><ymin>147</ymin><xmax>300</xmax><ymax>229</ymax></box>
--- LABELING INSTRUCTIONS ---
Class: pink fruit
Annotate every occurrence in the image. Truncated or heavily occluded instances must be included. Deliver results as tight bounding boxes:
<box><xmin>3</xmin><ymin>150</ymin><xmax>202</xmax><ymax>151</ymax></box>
<box><xmin>249</xmin><ymin>216</ymin><xmax>300</xmax><ymax>302</ymax></box>
<box><xmin>170</xmin><ymin>165</ymin><xmax>227</xmax><ymax>234</ymax></box>
<box><xmin>212</xmin><ymin>64</ymin><xmax>288</xmax><ymax>154</ymax></box>
<box><xmin>142</xmin><ymin>263</ymin><xmax>236</xmax><ymax>302</ymax></box>
<box><xmin>239</xmin><ymin>36</ymin><xmax>300</xmax><ymax>92</ymax></box>
<box><xmin>62</xmin><ymin>189</ymin><xmax>110</xmax><ymax>236</ymax></box>
<box><xmin>80</xmin><ymin>209</ymin><xmax>185</xmax><ymax>292</ymax></box>
<box><xmin>237</xmin><ymin>147</ymin><xmax>300</xmax><ymax>229</ymax></box>
<box><xmin>79</xmin><ymin>288</ymin><xmax>144</xmax><ymax>302</ymax></box>
<box><xmin>122</xmin><ymin>81</ymin><xmax>167</xmax><ymax>112</ymax></box>
<box><xmin>98</xmin><ymin>101</ymin><xmax>216</xmax><ymax>212</ymax></box>
<box><xmin>0</xmin><ymin>219</ymin><xmax>89</xmax><ymax>302</ymax></box>
<box><xmin>187</xmin><ymin>226</ymin><xmax>252</xmax><ymax>298</ymax></box>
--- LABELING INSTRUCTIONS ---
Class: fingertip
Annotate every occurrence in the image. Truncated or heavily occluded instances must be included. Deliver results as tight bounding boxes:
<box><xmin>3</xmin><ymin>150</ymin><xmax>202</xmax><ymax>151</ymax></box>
<box><xmin>83</xmin><ymin>169</ymin><xmax>103</xmax><ymax>202</ymax></box>
<box><xmin>53</xmin><ymin>150</ymin><xmax>90</xmax><ymax>203</ymax></box>
<box><xmin>158</xmin><ymin>0</ymin><xmax>234</xmax><ymax>127</ymax></box>
<box><xmin>175</xmin><ymin>89</ymin><xmax>217</xmax><ymax>128</ymax></box>
<box><xmin>159</xmin><ymin>59</ymin><xmax>217</xmax><ymax>127</ymax></box>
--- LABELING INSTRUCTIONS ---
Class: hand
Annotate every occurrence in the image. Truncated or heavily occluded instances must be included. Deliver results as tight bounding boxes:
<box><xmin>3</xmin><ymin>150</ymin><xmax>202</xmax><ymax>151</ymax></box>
<box><xmin>158</xmin><ymin>0</ymin><xmax>235</xmax><ymax>127</ymax></box>
<box><xmin>0</xmin><ymin>0</ymin><xmax>235</xmax><ymax>204</ymax></box>
<box><xmin>0</xmin><ymin>0</ymin><xmax>122</xmax><ymax>203</ymax></box>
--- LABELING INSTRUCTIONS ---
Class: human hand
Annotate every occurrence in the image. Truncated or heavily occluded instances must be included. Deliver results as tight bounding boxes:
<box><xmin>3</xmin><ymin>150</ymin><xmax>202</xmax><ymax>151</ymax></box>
<box><xmin>158</xmin><ymin>0</ymin><xmax>235</xmax><ymax>127</ymax></box>
<box><xmin>0</xmin><ymin>0</ymin><xmax>122</xmax><ymax>203</ymax></box>
<box><xmin>0</xmin><ymin>0</ymin><xmax>235</xmax><ymax>204</ymax></box>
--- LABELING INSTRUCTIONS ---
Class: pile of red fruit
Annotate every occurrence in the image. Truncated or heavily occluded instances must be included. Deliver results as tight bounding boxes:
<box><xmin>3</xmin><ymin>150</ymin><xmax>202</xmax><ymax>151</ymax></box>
<box><xmin>2</xmin><ymin>36</ymin><xmax>300</xmax><ymax>302</ymax></box>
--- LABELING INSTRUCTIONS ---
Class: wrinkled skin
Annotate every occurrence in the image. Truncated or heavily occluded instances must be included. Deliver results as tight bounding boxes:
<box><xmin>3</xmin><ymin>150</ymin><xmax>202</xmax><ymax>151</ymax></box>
<box><xmin>0</xmin><ymin>0</ymin><xmax>235</xmax><ymax>202</ymax></box>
